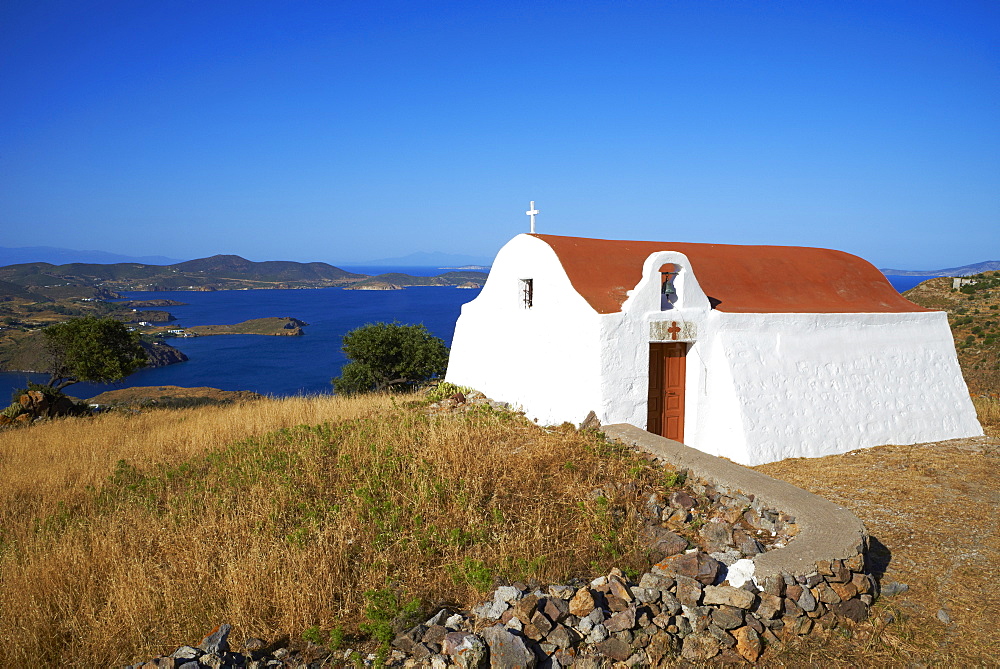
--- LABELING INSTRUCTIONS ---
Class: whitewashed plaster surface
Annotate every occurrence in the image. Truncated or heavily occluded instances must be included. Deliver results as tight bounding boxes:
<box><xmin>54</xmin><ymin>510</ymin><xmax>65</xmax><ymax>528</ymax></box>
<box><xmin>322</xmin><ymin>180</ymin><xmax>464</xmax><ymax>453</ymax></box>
<box><xmin>447</xmin><ymin>236</ymin><xmax>984</xmax><ymax>464</ymax></box>
<box><xmin>446</xmin><ymin>235</ymin><xmax>603</xmax><ymax>425</ymax></box>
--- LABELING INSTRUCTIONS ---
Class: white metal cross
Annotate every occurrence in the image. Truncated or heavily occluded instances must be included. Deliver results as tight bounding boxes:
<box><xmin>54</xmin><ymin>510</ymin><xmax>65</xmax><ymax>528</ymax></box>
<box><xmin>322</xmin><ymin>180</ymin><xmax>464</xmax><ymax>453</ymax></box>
<box><xmin>526</xmin><ymin>201</ymin><xmax>539</xmax><ymax>233</ymax></box>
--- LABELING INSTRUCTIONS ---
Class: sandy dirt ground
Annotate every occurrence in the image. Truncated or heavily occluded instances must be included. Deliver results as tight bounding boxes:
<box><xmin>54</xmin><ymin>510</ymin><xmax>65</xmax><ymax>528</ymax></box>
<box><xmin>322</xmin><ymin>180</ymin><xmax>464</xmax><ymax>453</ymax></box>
<box><xmin>754</xmin><ymin>435</ymin><xmax>999</xmax><ymax>666</ymax></box>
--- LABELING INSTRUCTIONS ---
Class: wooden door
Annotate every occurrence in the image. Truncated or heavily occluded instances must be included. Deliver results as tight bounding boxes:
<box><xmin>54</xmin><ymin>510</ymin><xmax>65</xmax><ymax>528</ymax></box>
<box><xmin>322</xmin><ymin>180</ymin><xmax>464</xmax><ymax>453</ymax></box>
<box><xmin>647</xmin><ymin>343</ymin><xmax>686</xmax><ymax>441</ymax></box>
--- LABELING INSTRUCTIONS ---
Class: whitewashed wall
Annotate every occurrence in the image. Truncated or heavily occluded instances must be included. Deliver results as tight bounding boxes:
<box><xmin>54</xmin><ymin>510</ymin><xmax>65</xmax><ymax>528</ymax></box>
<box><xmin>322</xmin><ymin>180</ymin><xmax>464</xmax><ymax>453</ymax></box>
<box><xmin>710</xmin><ymin>311</ymin><xmax>983</xmax><ymax>464</ymax></box>
<box><xmin>446</xmin><ymin>235</ymin><xmax>604</xmax><ymax>425</ymax></box>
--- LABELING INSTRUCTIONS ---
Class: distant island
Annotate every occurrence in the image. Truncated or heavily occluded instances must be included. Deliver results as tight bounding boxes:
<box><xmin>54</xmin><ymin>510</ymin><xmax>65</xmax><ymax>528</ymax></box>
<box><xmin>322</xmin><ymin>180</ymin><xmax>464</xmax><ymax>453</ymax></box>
<box><xmin>0</xmin><ymin>254</ymin><xmax>487</xmax><ymax>377</ymax></box>
<box><xmin>880</xmin><ymin>260</ymin><xmax>1000</xmax><ymax>277</ymax></box>
<box><xmin>184</xmin><ymin>317</ymin><xmax>308</xmax><ymax>337</ymax></box>
<box><xmin>0</xmin><ymin>254</ymin><xmax>487</xmax><ymax>298</ymax></box>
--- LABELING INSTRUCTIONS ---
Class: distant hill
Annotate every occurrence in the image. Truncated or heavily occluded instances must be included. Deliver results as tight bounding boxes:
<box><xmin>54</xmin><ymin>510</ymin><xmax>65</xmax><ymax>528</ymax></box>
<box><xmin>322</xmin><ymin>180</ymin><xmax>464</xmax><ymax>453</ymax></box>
<box><xmin>880</xmin><ymin>261</ymin><xmax>1000</xmax><ymax>277</ymax></box>
<box><xmin>0</xmin><ymin>245</ymin><xmax>182</xmax><ymax>267</ymax></box>
<box><xmin>0</xmin><ymin>254</ymin><xmax>367</xmax><ymax>297</ymax></box>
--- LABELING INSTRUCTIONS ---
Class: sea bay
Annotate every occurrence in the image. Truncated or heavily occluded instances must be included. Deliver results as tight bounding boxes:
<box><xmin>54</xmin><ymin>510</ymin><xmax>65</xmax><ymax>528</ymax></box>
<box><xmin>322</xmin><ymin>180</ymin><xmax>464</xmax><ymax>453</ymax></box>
<box><xmin>1</xmin><ymin>282</ymin><xmax>480</xmax><ymax>400</ymax></box>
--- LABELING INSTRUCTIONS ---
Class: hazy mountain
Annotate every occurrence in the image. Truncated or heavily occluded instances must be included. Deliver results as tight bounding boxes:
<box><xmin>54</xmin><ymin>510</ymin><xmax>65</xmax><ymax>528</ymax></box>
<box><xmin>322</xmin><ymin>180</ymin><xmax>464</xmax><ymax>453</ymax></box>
<box><xmin>358</xmin><ymin>251</ymin><xmax>492</xmax><ymax>267</ymax></box>
<box><xmin>880</xmin><ymin>261</ymin><xmax>1000</xmax><ymax>277</ymax></box>
<box><xmin>0</xmin><ymin>245</ymin><xmax>183</xmax><ymax>267</ymax></box>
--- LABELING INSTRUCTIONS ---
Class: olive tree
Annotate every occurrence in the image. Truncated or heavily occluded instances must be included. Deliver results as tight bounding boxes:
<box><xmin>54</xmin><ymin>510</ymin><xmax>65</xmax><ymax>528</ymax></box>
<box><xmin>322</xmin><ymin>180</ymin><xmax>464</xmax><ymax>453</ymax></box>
<box><xmin>42</xmin><ymin>316</ymin><xmax>148</xmax><ymax>390</ymax></box>
<box><xmin>332</xmin><ymin>322</ymin><xmax>448</xmax><ymax>395</ymax></box>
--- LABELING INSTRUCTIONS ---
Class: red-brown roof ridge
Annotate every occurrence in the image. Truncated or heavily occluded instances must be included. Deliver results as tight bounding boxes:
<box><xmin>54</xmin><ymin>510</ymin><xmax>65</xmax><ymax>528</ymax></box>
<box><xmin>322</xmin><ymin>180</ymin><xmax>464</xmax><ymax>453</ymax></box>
<box><xmin>531</xmin><ymin>234</ymin><xmax>929</xmax><ymax>315</ymax></box>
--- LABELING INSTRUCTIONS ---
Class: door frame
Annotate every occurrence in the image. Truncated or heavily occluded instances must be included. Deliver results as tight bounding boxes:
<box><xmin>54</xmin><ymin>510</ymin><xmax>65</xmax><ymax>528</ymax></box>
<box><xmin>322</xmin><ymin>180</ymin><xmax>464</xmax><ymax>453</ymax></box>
<box><xmin>647</xmin><ymin>342</ymin><xmax>687</xmax><ymax>441</ymax></box>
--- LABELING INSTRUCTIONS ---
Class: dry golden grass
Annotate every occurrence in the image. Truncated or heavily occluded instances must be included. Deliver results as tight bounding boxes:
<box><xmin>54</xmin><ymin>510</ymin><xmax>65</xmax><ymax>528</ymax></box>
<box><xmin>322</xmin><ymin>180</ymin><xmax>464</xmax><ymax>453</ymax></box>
<box><xmin>973</xmin><ymin>395</ymin><xmax>1000</xmax><ymax>437</ymax></box>
<box><xmin>0</xmin><ymin>396</ymin><xmax>664</xmax><ymax>667</ymax></box>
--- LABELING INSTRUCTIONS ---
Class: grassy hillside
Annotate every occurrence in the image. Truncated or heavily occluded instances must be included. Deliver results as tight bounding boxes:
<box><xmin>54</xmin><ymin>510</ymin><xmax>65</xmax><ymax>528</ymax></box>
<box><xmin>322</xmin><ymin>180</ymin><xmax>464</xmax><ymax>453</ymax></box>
<box><xmin>904</xmin><ymin>271</ymin><xmax>1000</xmax><ymax>395</ymax></box>
<box><xmin>0</xmin><ymin>394</ymin><xmax>667</xmax><ymax>667</ymax></box>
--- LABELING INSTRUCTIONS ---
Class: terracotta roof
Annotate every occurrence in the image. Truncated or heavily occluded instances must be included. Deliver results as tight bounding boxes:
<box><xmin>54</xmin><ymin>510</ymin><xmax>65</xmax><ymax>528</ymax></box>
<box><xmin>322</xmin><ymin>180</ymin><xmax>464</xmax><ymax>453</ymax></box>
<box><xmin>531</xmin><ymin>234</ymin><xmax>929</xmax><ymax>314</ymax></box>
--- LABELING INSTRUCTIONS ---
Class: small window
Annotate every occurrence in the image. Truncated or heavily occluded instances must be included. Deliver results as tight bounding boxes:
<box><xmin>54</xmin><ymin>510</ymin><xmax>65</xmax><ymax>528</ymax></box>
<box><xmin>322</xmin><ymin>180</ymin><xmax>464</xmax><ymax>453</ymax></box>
<box><xmin>520</xmin><ymin>279</ymin><xmax>534</xmax><ymax>308</ymax></box>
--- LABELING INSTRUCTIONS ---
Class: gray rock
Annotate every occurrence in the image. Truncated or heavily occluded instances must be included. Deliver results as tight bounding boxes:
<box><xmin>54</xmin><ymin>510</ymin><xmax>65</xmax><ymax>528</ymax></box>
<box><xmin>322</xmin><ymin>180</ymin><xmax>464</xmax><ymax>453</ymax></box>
<box><xmin>392</xmin><ymin>625</ymin><xmax>429</xmax><ymax>653</ymax></box>
<box><xmin>699</xmin><ymin>520</ymin><xmax>734</xmax><ymax>550</ymax></box>
<box><xmin>426</xmin><ymin>609</ymin><xmax>449</xmax><ymax>626</ymax></box>
<box><xmin>423</xmin><ymin>624</ymin><xmax>449</xmax><ymax>646</ymax></box>
<box><xmin>594</xmin><ymin>637</ymin><xmax>632</xmax><ymax>661</ymax></box>
<box><xmin>660</xmin><ymin>590</ymin><xmax>682</xmax><ymax>616</ymax></box>
<box><xmin>586</xmin><ymin>623</ymin><xmax>608</xmax><ymax>644</ymax></box>
<box><xmin>199</xmin><ymin>653</ymin><xmax>223</xmax><ymax>669</ymax></box>
<box><xmin>482</xmin><ymin>625</ymin><xmax>536</xmax><ymax>669</ymax></box>
<box><xmin>542</xmin><ymin>596</ymin><xmax>569</xmax><ymax>623</ymax></box>
<box><xmin>707</xmin><ymin>623</ymin><xmax>736</xmax><ymax>648</ymax></box>
<box><xmin>709</xmin><ymin>550</ymin><xmax>742</xmax><ymax>566</ymax></box>
<box><xmin>710</xmin><ymin>605</ymin><xmax>745</xmax><ymax>630</ymax></box>
<box><xmin>243</xmin><ymin>638</ymin><xmax>266</xmax><ymax>653</ymax></box>
<box><xmin>197</xmin><ymin>624</ymin><xmax>231</xmax><ymax>655</ymax></box>
<box><xmin>495</xmin><ymin>586</ymin><xmax>523</xmax><ymax>604</ymax></box>
<box><xmin>548</xmin><ymin>585</ymin><xmax>575</xmax><ymax>600</ymax></box>
<box><xmin>604</xmin><ymin>607</ymin><xmax>636</xmax><ymax>633</ymax></box>
<box><xmin>680</xmin><ymin>631</ymin><xmax>721</xmax><ymax>661</ymax></box>
<box><xmin>881</xmin><ymin>581</ymin><xmax>909</xmax><ymax>597</ymax></box>
<box><xmin>170</xmin><ymin>647</ymin><xmax>201</xmax><ymax>660</ymax></box>
<box><xmin>638</xmin><ymin>572</ymin><xmax>675</xmax><ymax>592</ymax></box>
<box><xmin>702</xmin><ymin>585</ymin><xmax>755</xmax><ymax>610</ymax></box>
<box><xmin>682</xmin><ymin>605</ymin><xmax>713</xmax><ymax>634</ymax></box>
<box><xmin>443</xmin><ymin>632</ymin><xmax>488</xmax><ymax>669</ymax></box>
<box><xmin>547</xmin><ymin>624</ymin><xmax>575</xmax><ymax>650</ymax></box>
<box><xmin>669</xmin><ymin>491</ymin><xmax>696</xmax><ymax>510</ymax></box>
<box><xmin>675</xmin><ymin>615</ymin><xmax>693</xmax><ymax>638</ymax></box>
<box><xmin>832</xmin><ymin>598</ymin><xmax>869</xmax><ymax>622</ymax></box>
<box><xmin>655</xmin><ymin>551</ymin><xmax>722</xmax><ymax>585</ymax></box>
<box><xmin>473</xmin><ymin>601</ymin><xmax>498</xmax><ymax>620</ymax></box>
<box><xmin>632</xmin><ymin>587</ymin><xmax>660</xmax><ymax>604</ymax></box>
<box><xmin>530</xmin><ymin>610</ymin><xmax>554</xmax><ymax>636</ymax></box>
<box><xmin>937</xmin><ymin>609</ymin><xmax>952</xmax><ymax>624</ymax></box>
<box><xmin>641</xmin><ymin>526</ymin><xmax>689</xmax><ymax>558</ymax></box>
<box><xmin>797</xmin><ymin>587</ymin><xmax>817</xmax><ymax>612</ymax></box>
<box><xmin>674</xmin><ymin>575</ymin><xmax>703</xmax><ymax>608</ymax></box>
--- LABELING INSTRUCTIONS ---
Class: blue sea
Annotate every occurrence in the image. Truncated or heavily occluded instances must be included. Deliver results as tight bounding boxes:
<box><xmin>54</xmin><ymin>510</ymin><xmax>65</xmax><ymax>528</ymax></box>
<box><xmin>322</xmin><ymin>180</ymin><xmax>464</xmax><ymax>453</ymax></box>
<box><xmin>885</xmin><ymin>275</ymin><xmax>942</xmax><ymax>292</ymax></box>
<box><xmin>0</xmin><ymin>271</ymin><xmax>482</xmax><ymax>401</ymax></box>
<box><xmin>0</xmin><ymin>272</ymin><xmax>938</xmax><ymax>402</ymax></box>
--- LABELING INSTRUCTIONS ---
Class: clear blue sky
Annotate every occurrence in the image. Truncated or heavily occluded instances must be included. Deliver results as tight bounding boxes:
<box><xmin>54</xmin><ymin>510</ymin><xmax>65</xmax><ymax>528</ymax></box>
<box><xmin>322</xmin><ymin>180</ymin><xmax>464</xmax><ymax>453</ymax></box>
<box><xmin>1</xmin><ymin>0</ymin><xmax>997</xmax><ymax>268</ymax></box>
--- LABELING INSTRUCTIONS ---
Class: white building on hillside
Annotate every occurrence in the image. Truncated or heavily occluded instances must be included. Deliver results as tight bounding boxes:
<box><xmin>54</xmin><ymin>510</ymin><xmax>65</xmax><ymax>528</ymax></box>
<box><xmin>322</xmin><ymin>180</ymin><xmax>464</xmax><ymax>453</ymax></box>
<box><xmin>446</xmin><ymin>234</ymin><xmax>982</xmax><ymax>465</ymax></box>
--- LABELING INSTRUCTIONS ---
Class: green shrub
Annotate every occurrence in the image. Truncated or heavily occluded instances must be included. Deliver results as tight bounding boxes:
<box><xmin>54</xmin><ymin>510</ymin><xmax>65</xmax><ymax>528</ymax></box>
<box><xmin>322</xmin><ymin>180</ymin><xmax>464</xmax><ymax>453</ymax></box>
<box><xmin>1</xmin><ymin>404</ymin><xmax>24</xmax><ymax>419</ymax></box>
<box><xmin>426</xmin><ymin>381</ymin><xmax>473</xmax><ymax>402</ymax></box>
<box><xmin>332</xmin><ymin>322</ymin><xmax>448</xmax><ymax>395</ymax></box>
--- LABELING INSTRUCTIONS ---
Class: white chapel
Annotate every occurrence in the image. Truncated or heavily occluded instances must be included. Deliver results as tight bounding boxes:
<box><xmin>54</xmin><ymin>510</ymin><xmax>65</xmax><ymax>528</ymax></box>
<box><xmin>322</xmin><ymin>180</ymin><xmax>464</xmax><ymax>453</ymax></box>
<box><xmin>446</xmin><ymin>231</ymin><xmax>983</xmax><ymax>465</ymax></box>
